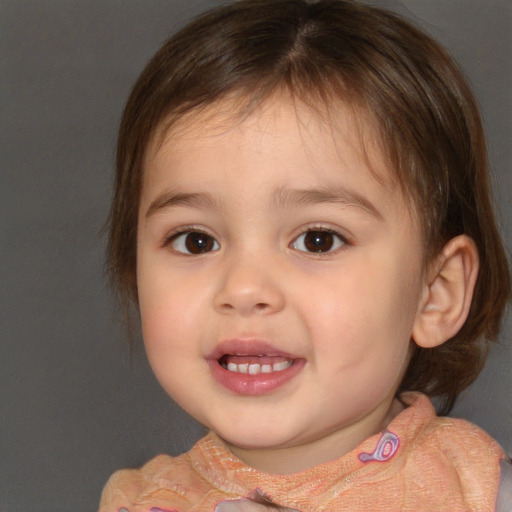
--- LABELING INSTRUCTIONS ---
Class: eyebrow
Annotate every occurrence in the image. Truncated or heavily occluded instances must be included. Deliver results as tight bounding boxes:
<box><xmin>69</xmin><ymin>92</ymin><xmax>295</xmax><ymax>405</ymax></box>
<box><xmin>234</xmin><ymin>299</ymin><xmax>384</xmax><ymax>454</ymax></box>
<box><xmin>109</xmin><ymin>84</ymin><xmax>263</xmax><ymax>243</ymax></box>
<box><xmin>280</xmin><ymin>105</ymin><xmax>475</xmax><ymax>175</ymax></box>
<box><xmin>145</xmin><ymin>186</ymin><xmax>383</xmax><ymax>220</ymax></box>
<box><xmin>274</xmin><ymin>187</ymin><xmax>383</xmax><ymax>220</ymax></box>
<box><xmin>145</xmin><ymin>191</ymin><xmax>217</xmax><ymax>218</ymax></box>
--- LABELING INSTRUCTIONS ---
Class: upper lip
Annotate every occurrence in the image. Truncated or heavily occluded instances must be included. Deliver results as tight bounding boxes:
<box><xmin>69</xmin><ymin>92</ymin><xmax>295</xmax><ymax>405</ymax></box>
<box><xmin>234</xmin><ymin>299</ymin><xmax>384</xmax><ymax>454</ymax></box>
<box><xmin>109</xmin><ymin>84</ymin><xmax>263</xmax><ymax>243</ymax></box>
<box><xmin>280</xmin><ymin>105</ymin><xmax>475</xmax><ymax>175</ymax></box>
<box><xmin>207</xmin><ymin>339</ymin><xmax>299</xmax><ymax>361</ymax></box>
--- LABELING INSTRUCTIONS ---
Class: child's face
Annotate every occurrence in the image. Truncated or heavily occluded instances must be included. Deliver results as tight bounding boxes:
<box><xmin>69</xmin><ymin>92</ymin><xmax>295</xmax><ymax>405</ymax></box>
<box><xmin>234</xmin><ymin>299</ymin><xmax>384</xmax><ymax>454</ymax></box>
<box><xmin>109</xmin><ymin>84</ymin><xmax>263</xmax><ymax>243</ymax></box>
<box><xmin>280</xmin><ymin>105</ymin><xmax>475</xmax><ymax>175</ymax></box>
<box><xmin>137</xmin><ymin>94</ymin><xmax>427</xmax><ymax>471</ymax></box>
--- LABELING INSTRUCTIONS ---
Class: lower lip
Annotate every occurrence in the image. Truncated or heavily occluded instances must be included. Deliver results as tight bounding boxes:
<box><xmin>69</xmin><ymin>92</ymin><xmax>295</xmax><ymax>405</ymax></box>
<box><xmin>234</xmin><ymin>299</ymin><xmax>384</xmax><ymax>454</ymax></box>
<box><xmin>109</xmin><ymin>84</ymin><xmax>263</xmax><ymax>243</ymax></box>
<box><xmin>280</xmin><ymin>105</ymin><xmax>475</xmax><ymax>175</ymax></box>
<box><xmin>208</xmin><ymin>359</ymin><xmax>305</xmax><ymax>395</ymax></box>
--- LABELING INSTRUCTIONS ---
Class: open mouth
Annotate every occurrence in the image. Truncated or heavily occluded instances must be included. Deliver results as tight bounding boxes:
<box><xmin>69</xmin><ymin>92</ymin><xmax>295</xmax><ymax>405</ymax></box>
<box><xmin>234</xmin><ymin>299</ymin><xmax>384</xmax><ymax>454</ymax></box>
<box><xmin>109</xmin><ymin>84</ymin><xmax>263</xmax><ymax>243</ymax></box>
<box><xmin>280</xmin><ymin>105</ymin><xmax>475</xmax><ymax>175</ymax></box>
<box><xmin>208</xmin><ymin>340</ymin><xmax>304</xmax><ymax>394</ymax></box>
<box><xmin>218</xmin><ymin>355</ymin><xmax>294</xmax><ymax>374</ymax></box>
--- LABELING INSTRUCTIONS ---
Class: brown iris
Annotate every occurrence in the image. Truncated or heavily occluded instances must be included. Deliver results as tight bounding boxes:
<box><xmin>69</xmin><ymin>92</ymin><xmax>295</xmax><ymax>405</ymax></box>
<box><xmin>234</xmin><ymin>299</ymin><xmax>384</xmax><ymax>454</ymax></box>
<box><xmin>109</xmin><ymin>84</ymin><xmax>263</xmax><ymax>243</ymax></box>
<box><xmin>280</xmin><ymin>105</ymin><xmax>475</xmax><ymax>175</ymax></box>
<box><xmin>184</xmin><ymin>232</ymin><xmax>216</xmax><ymax>254</ymax></box>
<box><xmin>303</xmin><ymin>231</ymin><xmax>335</xmax><ymax>252</ymax></box>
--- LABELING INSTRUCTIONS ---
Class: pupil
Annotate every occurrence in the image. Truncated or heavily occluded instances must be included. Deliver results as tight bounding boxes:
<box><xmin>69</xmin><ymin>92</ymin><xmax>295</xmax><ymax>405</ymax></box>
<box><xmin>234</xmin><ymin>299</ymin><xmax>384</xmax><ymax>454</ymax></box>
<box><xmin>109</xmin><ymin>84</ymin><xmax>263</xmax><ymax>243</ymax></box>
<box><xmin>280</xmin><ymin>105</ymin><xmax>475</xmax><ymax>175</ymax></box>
<box><xmin>305</xmin><ymin>231</ymin><xmax>333</xmax><ymax>252</ymax></box>
<box><xmin>185</xmin><ymin>232</ymin><xmax>212</xmax><ymax>254</ymax></box>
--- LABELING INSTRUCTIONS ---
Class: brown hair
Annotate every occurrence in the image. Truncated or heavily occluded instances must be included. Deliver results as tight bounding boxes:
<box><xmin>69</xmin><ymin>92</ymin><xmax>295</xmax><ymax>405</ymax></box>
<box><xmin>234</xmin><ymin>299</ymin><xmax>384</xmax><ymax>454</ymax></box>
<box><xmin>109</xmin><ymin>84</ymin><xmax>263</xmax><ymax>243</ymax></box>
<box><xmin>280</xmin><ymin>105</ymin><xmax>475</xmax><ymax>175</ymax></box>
<box><xmin>107</xmin><ymin>0</ymin><xmax>510</xmax><ymax>413</ymax></box>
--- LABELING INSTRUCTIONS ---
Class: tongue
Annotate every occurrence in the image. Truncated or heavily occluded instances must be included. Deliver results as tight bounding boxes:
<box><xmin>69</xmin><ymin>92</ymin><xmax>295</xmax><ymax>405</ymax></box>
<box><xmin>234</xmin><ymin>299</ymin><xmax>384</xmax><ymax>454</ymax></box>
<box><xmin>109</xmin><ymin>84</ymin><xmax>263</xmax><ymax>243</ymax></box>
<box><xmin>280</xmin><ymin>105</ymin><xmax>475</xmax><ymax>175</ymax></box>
<box><xmin>223</xmin><ymin>355</ymin><xmax>291</xmax><ymax>366</ymax></box>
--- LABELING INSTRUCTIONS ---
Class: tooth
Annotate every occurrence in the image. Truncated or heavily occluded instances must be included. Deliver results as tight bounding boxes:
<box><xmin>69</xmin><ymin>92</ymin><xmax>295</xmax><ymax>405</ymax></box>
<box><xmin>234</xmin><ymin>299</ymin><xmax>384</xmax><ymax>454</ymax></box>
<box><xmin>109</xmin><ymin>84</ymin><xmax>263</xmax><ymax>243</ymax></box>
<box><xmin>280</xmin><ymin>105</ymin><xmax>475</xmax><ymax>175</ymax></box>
<box><xmin>249</xmin><ymin>364</ymin><xmax>261</xmax><ymax>375</ymax></box>
<box><xmin>273</xmin><ymin>361</ymin><xmax>292</xmax><ymax>371</ymax></box>
<box><xmin>224</xmin><ymin>360</ymin><xmax>293</xmax><ymax>374</ymax></box>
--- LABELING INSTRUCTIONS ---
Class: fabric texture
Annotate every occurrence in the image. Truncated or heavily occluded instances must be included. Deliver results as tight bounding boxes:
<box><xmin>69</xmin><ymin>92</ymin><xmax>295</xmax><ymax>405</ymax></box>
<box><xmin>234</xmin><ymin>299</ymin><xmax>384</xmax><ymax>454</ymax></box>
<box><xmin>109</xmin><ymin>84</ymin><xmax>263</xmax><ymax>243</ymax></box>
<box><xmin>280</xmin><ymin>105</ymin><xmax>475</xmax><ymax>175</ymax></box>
<box><xmin>99</xmin><ymin>393</ymin><xmax>505</xmax><ymax>512</ymax></box>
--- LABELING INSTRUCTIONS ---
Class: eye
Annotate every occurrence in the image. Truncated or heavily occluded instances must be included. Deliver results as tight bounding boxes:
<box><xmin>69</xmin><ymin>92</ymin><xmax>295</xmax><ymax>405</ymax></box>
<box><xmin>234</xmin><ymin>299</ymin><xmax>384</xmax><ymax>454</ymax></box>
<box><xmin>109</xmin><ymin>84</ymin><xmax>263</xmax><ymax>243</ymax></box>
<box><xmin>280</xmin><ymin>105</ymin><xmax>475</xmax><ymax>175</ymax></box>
<box><xmin>291</xmin><ymin>229</ymin><xmax>345</xmax><ymax>253</ymax></box>
<box><xmin>168</xmin><ymin>231</ymin><xmax>220</xmax><ymax>255</ymax></box>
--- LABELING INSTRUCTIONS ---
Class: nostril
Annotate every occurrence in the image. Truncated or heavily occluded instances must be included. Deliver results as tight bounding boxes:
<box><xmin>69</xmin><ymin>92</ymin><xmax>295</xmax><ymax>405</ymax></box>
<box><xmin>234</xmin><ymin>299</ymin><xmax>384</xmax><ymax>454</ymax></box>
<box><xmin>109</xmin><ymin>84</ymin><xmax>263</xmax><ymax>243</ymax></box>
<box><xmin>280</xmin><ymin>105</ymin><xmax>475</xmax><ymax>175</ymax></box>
<box><xmin>255</xmin><ymin>302</ymin><xmax>269</xmax><ymax>310</ymax></box>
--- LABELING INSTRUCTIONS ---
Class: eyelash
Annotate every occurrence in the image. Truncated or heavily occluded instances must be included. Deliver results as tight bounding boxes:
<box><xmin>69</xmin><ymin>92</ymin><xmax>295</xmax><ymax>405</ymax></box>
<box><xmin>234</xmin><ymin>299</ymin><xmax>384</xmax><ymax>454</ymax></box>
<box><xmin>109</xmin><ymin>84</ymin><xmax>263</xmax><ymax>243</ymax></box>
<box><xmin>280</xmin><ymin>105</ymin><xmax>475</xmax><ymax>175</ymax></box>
<box><xmin>163</xmin><ymin>226</ymin><xmax>350</xmax><ymax>256</ymax></box>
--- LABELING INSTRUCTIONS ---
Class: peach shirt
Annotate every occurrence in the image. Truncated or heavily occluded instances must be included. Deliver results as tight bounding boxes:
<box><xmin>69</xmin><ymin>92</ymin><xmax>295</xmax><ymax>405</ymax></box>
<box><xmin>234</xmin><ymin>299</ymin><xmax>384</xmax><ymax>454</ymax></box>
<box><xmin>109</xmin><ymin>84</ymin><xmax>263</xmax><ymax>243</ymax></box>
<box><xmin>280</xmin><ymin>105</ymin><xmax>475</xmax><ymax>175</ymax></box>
<box><xmin>99</xmin><ymin>393</ymin><xmax>504</xmax><ymax>512</ymax></box>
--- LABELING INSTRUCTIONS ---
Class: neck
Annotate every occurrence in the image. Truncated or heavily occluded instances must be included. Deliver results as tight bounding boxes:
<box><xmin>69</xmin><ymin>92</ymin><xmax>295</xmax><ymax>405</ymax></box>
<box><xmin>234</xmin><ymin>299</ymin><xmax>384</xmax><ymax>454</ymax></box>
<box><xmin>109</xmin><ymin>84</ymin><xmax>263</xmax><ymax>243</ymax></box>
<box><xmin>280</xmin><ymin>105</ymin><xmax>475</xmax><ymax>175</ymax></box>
<box><xmin>224</xmin><ymin>397</ymin><xmax>405</xmax><ymax>474</ymax></box>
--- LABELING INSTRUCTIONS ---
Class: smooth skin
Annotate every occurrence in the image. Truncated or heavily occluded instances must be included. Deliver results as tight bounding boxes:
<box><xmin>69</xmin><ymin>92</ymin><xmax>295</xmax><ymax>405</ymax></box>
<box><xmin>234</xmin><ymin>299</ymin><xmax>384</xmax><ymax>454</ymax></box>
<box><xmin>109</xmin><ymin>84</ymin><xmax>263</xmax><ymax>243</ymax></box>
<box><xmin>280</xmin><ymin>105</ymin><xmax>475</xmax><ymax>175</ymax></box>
<box><xmin>136</xmin><ymin>93</ymin><xmax>478</xmax><ymax>475</ymax></box>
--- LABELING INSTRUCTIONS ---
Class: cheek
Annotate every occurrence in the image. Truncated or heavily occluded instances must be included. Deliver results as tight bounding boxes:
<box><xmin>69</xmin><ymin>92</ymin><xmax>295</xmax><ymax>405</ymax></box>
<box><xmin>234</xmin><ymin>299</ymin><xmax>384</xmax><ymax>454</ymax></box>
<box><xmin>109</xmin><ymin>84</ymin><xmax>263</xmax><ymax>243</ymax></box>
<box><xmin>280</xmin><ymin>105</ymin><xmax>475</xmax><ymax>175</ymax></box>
<box><xmin>303</xmin><ymin>256</ymin><xmax>421</xmax><ymax>362</ymax></box>
<box><xmin>137</xmin><ymin>262</ymin><xmax>217</xmax><ymax>374</ymax></box>
<box><xmin>138</xmin><ymin>289</ymin><xmax>202</xmax><ymax>401</ymax></box>
<box><xmin>138</xmin><ymin>268</ymin><xmax>188</xmax><ymax>354</ymax></box>
<box><xmin>140</xmin><ymin>292</ymin><xmax>195</xmax><ymax>348</ymax></box>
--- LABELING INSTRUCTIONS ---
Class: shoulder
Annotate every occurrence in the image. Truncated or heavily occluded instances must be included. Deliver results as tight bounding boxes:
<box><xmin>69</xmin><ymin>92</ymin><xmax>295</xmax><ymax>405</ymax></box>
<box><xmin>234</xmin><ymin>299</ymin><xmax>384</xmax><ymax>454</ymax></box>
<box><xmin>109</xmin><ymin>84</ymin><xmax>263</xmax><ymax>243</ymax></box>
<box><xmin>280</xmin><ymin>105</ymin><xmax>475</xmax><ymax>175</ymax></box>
<box><xmin>98</xmin><ymin>435</ymin><xmax>219</xmax><ymax>512</ymax></box>
<box><xmin>400</xmin><ymin>393</ymin><xmax>505</xmax><ymax>463</ymax></box>
<box><xmin>396</xmin><ymin>393</ymin><xmax>506</xmax><ymax>509</ymax></box>
<box><xmin>422</xmin><ymin>413</ymin><xmax>505</xmax><ymax>468</ymax></box>
<box><xmin>98</xmin><ymin>432</ymin><xmax>246</xmax><ymax>512</ymax></box>
<box><xmin>98</xmin><ymin>453</ymin><xmax>182</xmax><ymax>512</ymax></box>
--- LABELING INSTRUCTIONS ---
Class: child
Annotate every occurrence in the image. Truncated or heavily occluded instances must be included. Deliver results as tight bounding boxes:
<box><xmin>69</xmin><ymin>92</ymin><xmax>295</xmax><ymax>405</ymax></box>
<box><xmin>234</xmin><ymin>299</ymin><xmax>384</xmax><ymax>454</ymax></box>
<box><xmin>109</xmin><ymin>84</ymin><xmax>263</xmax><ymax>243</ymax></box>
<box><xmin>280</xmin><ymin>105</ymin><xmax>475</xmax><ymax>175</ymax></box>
<box><xmin>100</xmin><ymin>0</ymin><xmax>511</xmax><ymax>510</ymax></box>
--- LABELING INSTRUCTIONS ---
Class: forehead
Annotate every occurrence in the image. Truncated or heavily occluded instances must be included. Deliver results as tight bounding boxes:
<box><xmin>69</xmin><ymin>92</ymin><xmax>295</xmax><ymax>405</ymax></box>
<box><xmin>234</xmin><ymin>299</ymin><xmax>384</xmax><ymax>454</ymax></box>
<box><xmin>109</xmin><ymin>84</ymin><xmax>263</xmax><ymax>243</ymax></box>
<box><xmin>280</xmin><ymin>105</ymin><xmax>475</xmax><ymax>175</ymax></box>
<box><xmin>146</xmin><ymin>92</ymin><xmax>390</xmax><ymax>179</ymax></box>
<box><xmin>141</xmin><ymin>92</ymin><xmax>412</xmax><ymax>222</ymax></box>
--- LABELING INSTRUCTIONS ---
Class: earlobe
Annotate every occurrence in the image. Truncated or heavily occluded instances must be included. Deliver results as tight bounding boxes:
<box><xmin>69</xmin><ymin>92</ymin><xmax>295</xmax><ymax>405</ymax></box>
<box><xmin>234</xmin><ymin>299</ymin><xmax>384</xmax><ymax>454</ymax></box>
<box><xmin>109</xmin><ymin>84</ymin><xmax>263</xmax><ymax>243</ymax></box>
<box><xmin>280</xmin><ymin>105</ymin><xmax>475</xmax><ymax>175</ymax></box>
<box><xmin>412</xmin><ymin>235</ymin><xmax>479</xmax><ymax>349</ymax></box>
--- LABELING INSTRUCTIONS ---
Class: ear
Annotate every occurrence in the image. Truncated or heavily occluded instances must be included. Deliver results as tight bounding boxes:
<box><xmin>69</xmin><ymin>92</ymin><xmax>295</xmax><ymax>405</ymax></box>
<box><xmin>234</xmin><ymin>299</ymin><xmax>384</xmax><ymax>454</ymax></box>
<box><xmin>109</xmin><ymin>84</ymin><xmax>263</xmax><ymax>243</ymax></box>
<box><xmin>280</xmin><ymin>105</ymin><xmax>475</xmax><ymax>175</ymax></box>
<box><xmin>412</xmin><ymin>235</ymin><xmax>479</xmax><ymax>349</ymax></box>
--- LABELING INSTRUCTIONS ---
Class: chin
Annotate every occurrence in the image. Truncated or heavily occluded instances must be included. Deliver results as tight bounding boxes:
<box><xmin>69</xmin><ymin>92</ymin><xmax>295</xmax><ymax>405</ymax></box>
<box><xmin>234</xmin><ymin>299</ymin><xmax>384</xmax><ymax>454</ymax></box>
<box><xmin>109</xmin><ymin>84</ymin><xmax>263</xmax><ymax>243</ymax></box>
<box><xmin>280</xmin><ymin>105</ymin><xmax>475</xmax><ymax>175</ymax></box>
<box><xmin>219</xmin><ymin>422</ymin><xmax>312</xmax><ymax>453</ymax></box>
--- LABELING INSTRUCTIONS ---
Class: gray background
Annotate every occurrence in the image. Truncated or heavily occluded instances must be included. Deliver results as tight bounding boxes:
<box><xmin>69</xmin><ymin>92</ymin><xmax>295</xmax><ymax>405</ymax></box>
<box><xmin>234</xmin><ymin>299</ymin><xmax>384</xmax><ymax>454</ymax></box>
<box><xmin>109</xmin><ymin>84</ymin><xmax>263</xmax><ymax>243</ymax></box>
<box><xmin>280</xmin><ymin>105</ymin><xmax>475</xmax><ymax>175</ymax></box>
<box><xmin>1</xmin><ymin>1</ymin><xmax>510</xmax><ymax>510</ymax></box>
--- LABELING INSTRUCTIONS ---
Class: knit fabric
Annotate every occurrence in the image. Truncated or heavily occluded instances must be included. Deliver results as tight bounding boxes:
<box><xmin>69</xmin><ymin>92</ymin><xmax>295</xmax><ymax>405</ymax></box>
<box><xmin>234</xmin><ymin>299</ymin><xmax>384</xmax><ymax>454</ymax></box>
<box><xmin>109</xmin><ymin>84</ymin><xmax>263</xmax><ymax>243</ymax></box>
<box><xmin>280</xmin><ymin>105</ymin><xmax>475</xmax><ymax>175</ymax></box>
<box><xmin>99</xmin><ymin>393</ymin><xmax>504</xmax><ymax>512</ymax></box>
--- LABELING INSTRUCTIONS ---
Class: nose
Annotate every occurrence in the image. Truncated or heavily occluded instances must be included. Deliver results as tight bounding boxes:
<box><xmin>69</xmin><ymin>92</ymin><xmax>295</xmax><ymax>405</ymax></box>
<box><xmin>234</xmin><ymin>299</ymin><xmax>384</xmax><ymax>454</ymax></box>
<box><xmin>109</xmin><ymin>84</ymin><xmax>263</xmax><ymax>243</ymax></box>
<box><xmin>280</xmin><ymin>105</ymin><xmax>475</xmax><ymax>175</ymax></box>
<box><xmin>213</xmin><ymin>253</ymin><xmax>286</xmax><ymax>316</ymax></box>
